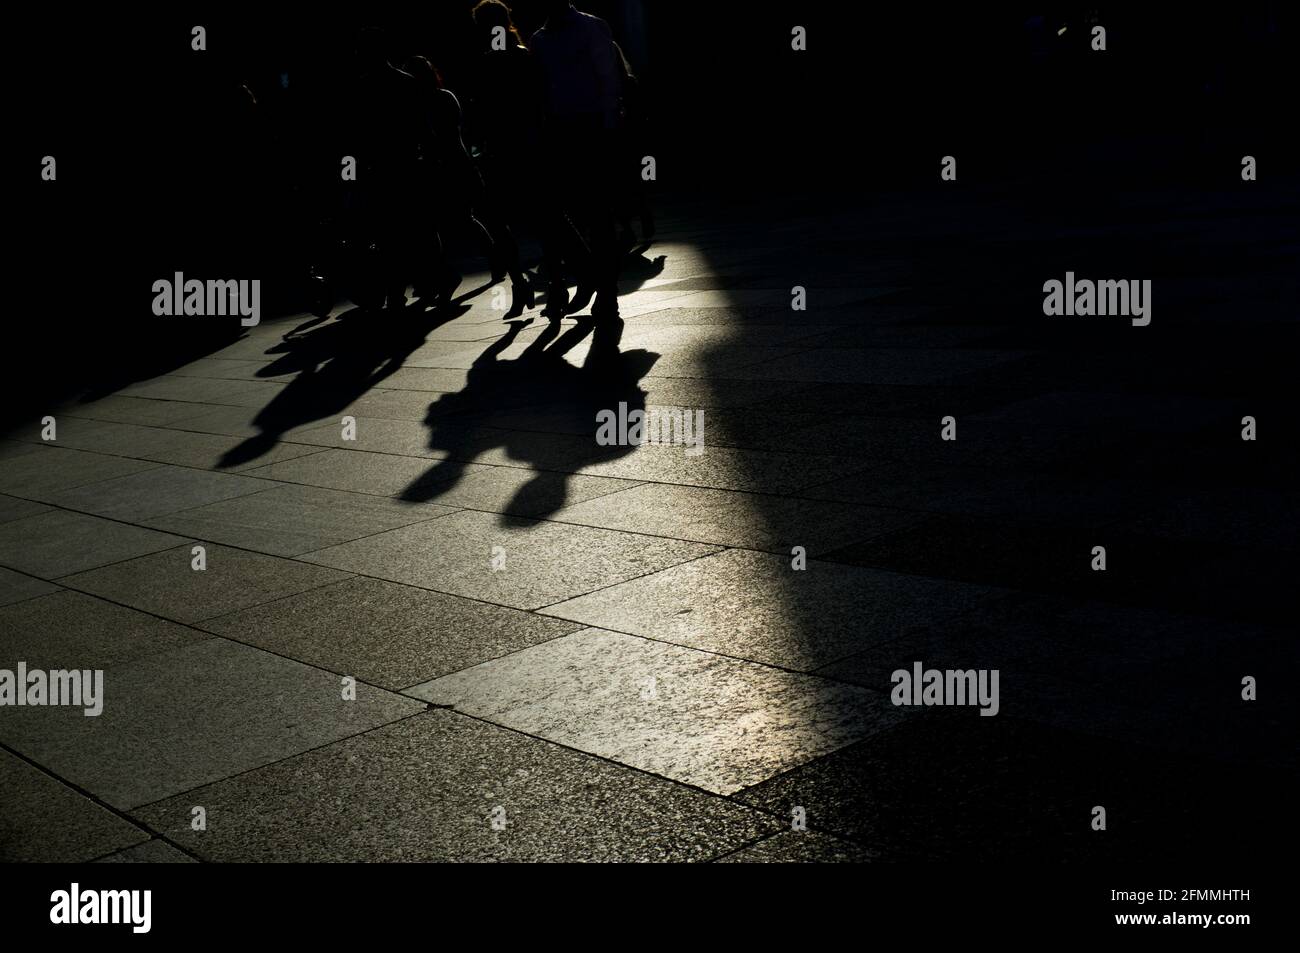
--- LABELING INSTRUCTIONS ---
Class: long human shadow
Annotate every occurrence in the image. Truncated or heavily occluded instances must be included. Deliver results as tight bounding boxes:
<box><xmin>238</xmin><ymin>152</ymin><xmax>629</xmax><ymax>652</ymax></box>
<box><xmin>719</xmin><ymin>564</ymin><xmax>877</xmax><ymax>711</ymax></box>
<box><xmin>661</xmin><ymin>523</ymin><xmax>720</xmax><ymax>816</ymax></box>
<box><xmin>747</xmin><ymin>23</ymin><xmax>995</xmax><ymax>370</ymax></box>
<box><xmin>217</xmin><ymin>301</ymin><xmax>469</xmax><ymax>468</ymax></box>
<box><xmin>533</xmin><ymin>242</ymin><xmax>667</xmax><ymax>312</ymax></box>
<box><xmin>400</xmin><ymin>317</ymin><xmax>659</xmax><ymax>522</ymax></box>
<box><xmin>621</xmin><ymin>244</ymin><xmax>667</xmax><ymax>287</ymax></box>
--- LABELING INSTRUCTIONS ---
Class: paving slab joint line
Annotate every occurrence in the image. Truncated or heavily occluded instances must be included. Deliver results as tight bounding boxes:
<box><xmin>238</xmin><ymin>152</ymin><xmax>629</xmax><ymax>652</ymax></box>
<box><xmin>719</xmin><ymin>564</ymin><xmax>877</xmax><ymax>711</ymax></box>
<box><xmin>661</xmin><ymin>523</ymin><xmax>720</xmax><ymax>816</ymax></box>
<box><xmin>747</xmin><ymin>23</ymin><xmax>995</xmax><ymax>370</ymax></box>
<box><xmin>421</xmin><ymin>706</ymin><xmax>788</xmax><ymax>809</ymax></box>
<box><xmin>0</xmin><ymin>494</ymin><xmax>459</xmax><ymax>588</ymax></box>
<box><xmin>38</xmin><ymin>583</ymin><xmax>423</xmax><ymax>693</ymax></box>
<box><xmin>433</xmin><ymin>706</ymin><xmax>886</xmax><ymax>855</ymax></box>
<box><xmin>0</xmin><ymin>438</ymin><xmax>332</xmax><ymax>488</ymax></box>
<box><xmin>704</xmin><ymin>830</ymin><xmax>785</xmax><ymax>863</ymax></box>
<box><xmin>492</xmin><ymin>618</ymin><xmax>878</xmax><ymax>683</ymax></box>
<box><xmin>530</xmin><ymin>545</ymin><xmax>731</xmax><ymax>614</ymax></box>
<box><xmin>0</xmin><ymin>740</ymin><xmax>208</xmax><ymax>864</ymax></box>
<box><xmin>123</xmin><ymin>708</ymin><xmax>434</xmax><ymax>815</ymax></box>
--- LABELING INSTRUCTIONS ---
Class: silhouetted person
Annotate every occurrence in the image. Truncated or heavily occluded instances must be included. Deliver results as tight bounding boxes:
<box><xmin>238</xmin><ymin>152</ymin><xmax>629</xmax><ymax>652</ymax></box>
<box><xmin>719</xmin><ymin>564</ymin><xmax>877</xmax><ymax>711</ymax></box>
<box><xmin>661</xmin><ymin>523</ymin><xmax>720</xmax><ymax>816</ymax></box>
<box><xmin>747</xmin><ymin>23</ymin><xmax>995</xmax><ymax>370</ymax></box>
<box><xmin>468</xmin><ymin>0</ymin><xmax>590</xmax><ymax>322</ymax></box>
<box><xmin>530</xmin><ymin>1</ymin><xmax>625</xmax><ymax>322</ymax></box>
<box><xmin>405</xmin><ymin>55</ymin><xmax>505</xmax><ymax>309</ymax></box>
<box><xmin>613</xmin><ymin>41</ymin><xmax>655</xmax><ymax>248</ymax></box>
<box><xmin>341</xmin><ymin>28</ymin><xmax>421</xmax><ymax>311</ymax></box>
<box><xmin>179</xmin><ymin>70</ymin><xmax>264</xmax><ymax>277</ymax></box>
<box><xmin>462</xmin><ymin>1</ymin><xmax>541</xmax><ymax>318</ymax></box>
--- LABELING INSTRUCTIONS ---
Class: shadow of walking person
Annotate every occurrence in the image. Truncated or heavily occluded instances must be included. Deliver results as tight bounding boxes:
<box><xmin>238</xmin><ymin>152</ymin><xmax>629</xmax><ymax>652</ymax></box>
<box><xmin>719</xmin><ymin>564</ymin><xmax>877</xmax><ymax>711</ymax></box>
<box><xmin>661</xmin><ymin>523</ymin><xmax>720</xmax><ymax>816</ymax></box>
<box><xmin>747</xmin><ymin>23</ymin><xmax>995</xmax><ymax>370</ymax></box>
<box><xmin>400</xmin><ymin>316</ymin><xmax>658</xmax><ymax>523</ymax></box>
<box><xmin>620</xmin><ymin>245</ymin><xmax>666</xmax><ymax>287</ymax></box>
<box><xmin>217</xmin><ymin>303</ymin><xmax>468</xmax><ymax>468</ymax></box>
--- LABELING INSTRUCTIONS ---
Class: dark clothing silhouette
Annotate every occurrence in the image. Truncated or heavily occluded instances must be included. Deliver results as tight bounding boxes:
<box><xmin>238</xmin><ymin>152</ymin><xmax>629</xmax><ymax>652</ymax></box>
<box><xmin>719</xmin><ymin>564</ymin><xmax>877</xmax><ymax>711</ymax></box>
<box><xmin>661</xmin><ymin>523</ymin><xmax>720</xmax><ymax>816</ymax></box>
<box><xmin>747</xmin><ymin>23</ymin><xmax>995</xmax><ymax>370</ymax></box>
<box><xmin>530</xmin><ymin>3</ymin><xmax>627</xmax><ymax>321</ymax></box>
<box><xmin>340</xmin><ymin>58</ymin><xmax>422</xmax><ymax>308</ymax></box>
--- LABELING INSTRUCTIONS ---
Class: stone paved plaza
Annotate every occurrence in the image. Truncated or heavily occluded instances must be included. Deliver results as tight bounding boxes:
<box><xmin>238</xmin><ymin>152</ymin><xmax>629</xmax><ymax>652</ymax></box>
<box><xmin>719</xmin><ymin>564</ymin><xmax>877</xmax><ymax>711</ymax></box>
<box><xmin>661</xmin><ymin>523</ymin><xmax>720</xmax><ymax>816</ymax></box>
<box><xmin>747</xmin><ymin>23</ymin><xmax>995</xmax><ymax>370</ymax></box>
<box><xmin>1</xmin><ymin>185</ymin><xmax>1295</xmax><ymax>863</ymax></box>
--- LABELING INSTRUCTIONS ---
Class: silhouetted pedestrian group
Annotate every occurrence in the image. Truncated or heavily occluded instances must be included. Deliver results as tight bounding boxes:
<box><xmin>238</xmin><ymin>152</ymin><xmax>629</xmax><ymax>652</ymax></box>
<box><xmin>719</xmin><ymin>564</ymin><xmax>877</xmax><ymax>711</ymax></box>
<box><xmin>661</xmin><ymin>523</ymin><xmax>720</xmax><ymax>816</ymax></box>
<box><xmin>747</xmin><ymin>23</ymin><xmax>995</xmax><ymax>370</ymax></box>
<box><xmin>331</xmin><ymin>0</ymin><xmax>651</xmax><ymax>324</ymax></box>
